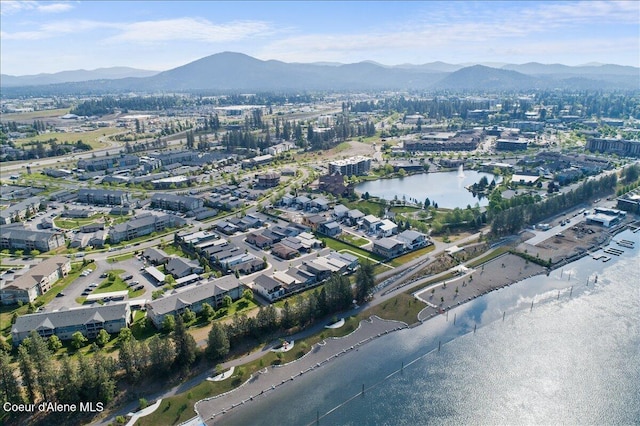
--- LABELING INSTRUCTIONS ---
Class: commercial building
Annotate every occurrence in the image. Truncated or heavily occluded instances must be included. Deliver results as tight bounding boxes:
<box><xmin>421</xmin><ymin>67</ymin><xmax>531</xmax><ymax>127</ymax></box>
<box><xmin>496</xmin><ymin>139</ymin><xmax>529</xmax><ymax>151</ymax></box>
<box><xmin>585</xmin><ymin>138</ymin><xmax>640</xmax><ymax>157</ymax></box>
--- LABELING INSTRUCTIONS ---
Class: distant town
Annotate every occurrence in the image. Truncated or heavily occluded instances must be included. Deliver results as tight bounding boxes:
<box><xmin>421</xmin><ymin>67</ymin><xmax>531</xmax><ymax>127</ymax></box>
<box><xmin>1</xmin><ymin>81</ymin><xmax>639</xmax><ymax>425</ymax></box>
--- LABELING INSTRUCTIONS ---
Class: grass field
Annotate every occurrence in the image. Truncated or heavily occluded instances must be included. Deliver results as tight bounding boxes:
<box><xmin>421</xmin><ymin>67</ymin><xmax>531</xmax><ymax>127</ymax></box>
<box><xmin>0</xmin><ymin>108</ymin><xmax>71</xmax><ymax>121</ymax></box>
<box><xmin>14</xmin><ymin>127</ymin><xmax>123</xmax><ymax>149</ymax></box>
<box><xmin>339</xmin><ymin>233</ymin><xmax>370</xmax><ymax>247</ymax></box>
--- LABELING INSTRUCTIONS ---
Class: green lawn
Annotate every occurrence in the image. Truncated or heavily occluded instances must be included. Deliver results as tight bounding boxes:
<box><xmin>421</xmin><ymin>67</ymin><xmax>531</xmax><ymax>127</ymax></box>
<box><xmin>339</xmin><ymin>233</ymin><xmax>370</xmax><ymax>247</ymax></box>
<box><xmin>321</xmin><ymin>238</ymin><xmax>383</xmax><ymax>262</ymax></box>
<box><xmin>389</xmin><ymin>244</ymin><xmax>436</xmax><ymax>267</ymax></box>
<box><xmin>54</xmin><ymin>215</ymin><xmax>105</xmax><ymax>229</ymax></box>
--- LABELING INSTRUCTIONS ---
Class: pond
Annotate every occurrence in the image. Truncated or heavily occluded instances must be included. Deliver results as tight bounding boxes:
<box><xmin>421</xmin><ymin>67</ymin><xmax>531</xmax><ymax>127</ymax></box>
<box><xmin>355</xmin><ymin>169</ymin><xmax>500</xmax><ymax>209</ymax></box>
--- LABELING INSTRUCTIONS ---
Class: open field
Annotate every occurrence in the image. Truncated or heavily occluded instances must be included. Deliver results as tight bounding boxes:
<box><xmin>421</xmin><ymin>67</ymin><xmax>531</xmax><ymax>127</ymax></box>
<box><xmin>0</xmin><ymin>108</ymin><xmax>71</xmax><ymax>121</ymax></box>
<box><xmin>14</xmin><ymin>127</ymin><xmax>123</xmax><ymax>148</ymax></box>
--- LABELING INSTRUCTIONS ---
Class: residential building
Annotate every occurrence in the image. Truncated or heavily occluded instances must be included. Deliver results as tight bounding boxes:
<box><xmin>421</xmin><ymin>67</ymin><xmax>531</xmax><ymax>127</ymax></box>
<box><xmin>328</xmin><ymin>156</ymin><xmax>372</xmax><ymax>176</ymax></box>
<box><xmin>256</xmin><ymin>172</ymin><xmax>281</xmax><ymax>188</ymax></box>
<box><xmin>166</xmin><ymin>257</ymin><xmax>203</xmax><ymax>278</ymax></box>
<box><xmin>396</xmin><ymin>230</ymin><xmax>430</xmax><ymax>250</ymax></box>
<box><xmin>151</xmin><ymin>193</ymin><xmax>204</xmax><ymax>212</ymax></box>
<box><xmin>0</xmin><ymin>225</ymin><xmax>65</xmax><ymax>253</ymax></box>
<box><xmin>372</xmin><ymin>237</ymin><xmax>406</xmax><ymax>258</ymax></box>
<box><xmin>77</xmin><ymin>189</ymin><xmax>131</xmax><ymax>206</ymax></box>
<box><xmin>1</xmin><ymin>255</ymin><xmax>70</xmax><ymax>304</ymax></box>
<box><xmin>319</xmin><ymin>220</ymin><xmax>342</xmax><ymax>237</ymax></box>
<box><xmin>146</xmin><ymin>275</ymin><xmax>243</xmax><ymax>328</ymax></box>
<box><xmin>0</xmin><ymin>196</ymin><xmax>42</xmax><ymax>225</ymax></box>
<box><xmin>109</xmin><ymin>213</ymin><xmax>186</xmax><ymax>243</ymax></box>
<box><xmin>143</xmin><ymin>247</ymin><xmax>170</xmax><ymax>265</ymax></box>
<box><xmin>585</xmin><ymin>138</ymin><xmax>640</xmax><ymax>157</ymax></box>
<box><xmin>253</xmin><ymin>274</ymin><xmax>285</xmax><ymax>301</ymax></box>
<box><xmin>12</xmin><ymin>303</ymin><xmax>131</xmax><ymax>345</ymax></box>
<box><xmin>496</xmin><ymin>139</ymin><xmax>529</xmax><ymax>151</ymax></box>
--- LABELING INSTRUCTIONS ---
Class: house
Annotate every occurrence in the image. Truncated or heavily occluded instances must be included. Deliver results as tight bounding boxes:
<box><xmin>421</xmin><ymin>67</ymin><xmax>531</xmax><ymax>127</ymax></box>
<box><xmin>166</xmin><ymin>257</ymin><xmax>204</xmax><ymax>279</ymax></box>
<box><xmin>396</xmin><ymin>230</ymin><xmax>429</xmax><ymax>250</ymax></box>
<box><xmin>302</xmin><ymin>214</ymin><xmax>326</xmax><ymax>231</ymax></box>
<box><xmin>146</xmin><ymin>275</ymin><xmax>243</xmax><ymax>328</ymax></box>
<box><xmin>310</xmin><ymin>197</ymin><xmax>330</xmax><ymax>211</ymax></box>
<box><xmin>346</xmin><ymin>209</ymin><xmax>365</xmax><ymax>226</ymax></box>
<box><xmin>294</xmin><ymin>196</ymin><xmax>312</xmax><ymax>211</ymax></box>
<box><xmin>215</xmin><ymin>221</ymin><xmax>238</xmax><ymax>235</ymax></box>
<box><xmin>319</xmin><ymin>220</ymin><xmax>342</xmax><ymax>237</ymax></box>
<box><xmin>333</xmin><ymin>204</ymin><xmax>349</xmax><ymax>219</ymax></box>
<box><xmin>378</xmin><ymin>219</ymin><xmax>398</xmax><ymax>237</ymax></box>
<box><xmin>271</xmin><ymin>243</ymin><xmax>299</xmax><ymax>260</ymax></box>
<box><xmin>327</xmin><ymin>251</ymin><xmax>359</xmax><ymax>271</ymax></box>
<box><xmin>12</xmin><ymin>303</ymin><xmax>131</xmax><ymax>345</ymax></box>
<box><xmin>245</xmin><ymin>232</ymin><xmax>274</xmax><ymax>249</ymax></box>
<box><xmin>253</xmin><ymin>274</ymin><xmax>285</xmax><ymax>301</ymax></box>
<box><xmin>0</xmin><ymin>256</ymin><xmax>70</xmax><ymax>305</ymax></box>
<box><xmin>143</xmin><ymin>247</ymin><xmax>170</xmax><ymax>265</ymax></box>
<box><xmin>372</xmin><ymin>238</ymin><xmax>406</xmax><ymax>258</ymax></box>
<box><xmin>280</xmin><ymin>194</ymin><xmax>295</xmax><ymax>207</ymax></box>
<box><xmin>362</xmin><ymin>215</ymin><xmax>382</xmax><ymax>233</ymax></box>
<box><xmin>285</xmin><ymin>267</ymin><xmax>316</xmax><ymax>287</ymax></box>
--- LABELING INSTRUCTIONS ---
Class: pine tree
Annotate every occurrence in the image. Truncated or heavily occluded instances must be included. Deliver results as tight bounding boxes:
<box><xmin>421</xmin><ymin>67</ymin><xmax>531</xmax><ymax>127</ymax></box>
<box><xmin>173</xmin><ymin>315</ymin><xmax>197</xmax><ymax>368</ymax></box>
<box><xmin>206</xmin><ymin>322</ymin><xmax>230</xmax><ymax>361</ymax></box>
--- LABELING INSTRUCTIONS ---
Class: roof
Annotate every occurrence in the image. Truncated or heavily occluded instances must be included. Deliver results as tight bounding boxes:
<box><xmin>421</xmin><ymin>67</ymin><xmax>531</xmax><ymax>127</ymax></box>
<box><xmin>145</xmin><ymin>266</ymin><xmax>166</xmax><ymax>282</ymax></box>
<box><xmin>375</xmin><ymin>237</ymin><xmax>404</xmax><ymax>250</ymax></box>
<box><xmin>143</xmin><ymin>247</ymin><xmax>170</xmax><ymax>263</ymax></box>
<box><xmin>0</xmin><ymin>227</ymin><xmax>62</xmax><ymax>244</ymax></box>
<box><xmin>147</xmin><ymin>275</ymin><xmax>241</xmax><ymax>316</ymax></box>
<box><xmin>253</xmin><ymin>274</ymin><xmax>282</xmax><ymax>292</ymax></box>
<box><xmin>3</xmin><ymin>255</ymin><xmax>69</xmax><ymax>291</ymax></box>
<box><xmin>12</xmin><ymin>303</ymin><xmax>129</xmax><ymax>335</ymax></box>
<box><xmin>348</xmin><ymin>209</ymin><xmax>365</xmax><ymax>218</ymax></box>
<box><xmin>397</xmin><ymin>229</ymin><xmax>426</xmax><ymax>242</ymax></box>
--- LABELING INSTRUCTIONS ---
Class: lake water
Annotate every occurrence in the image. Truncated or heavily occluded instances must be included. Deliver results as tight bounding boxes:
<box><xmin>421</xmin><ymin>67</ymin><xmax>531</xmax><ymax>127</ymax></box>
<box><xmin>354</xmin><ymin>170</ymin><xmax>501</xmax><ymax>209</ymax></box>
<box><xmin>218</xmin><ymin>229</ymin><xmax>640</xmax><ymax>426</ymax></box>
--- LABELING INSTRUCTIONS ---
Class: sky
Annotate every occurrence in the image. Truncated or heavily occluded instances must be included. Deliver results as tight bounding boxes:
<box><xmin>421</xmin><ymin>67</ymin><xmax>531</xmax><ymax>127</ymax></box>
<box><xmin>1</xmin><ymin>0</ymin><xmax>639</xmax><ymax>75</ymax></box>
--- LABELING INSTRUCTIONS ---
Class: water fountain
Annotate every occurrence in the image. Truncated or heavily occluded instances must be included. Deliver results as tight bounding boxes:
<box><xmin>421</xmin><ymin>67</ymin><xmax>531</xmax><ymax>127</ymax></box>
<box><xmin>457</xmin><ymin>164</ymin><xmax>465</xmax><ymax>178</ymax></box>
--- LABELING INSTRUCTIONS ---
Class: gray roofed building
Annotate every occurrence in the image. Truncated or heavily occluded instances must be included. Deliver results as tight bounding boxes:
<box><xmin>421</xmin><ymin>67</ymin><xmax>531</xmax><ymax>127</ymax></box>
<box><xmin>253</xmin><ymin>274</ymin><xmax>285</xmax><ymax>301</ymax></box>
<box><xmin>1</xmin><ymin>255</ymin><xmax>71</xmax><ymax>305</ymax></box>
<box><xmin>166</xmin><ymin>257</ymin><xmax>203</xmax><ymax>278</ymax></box>
<box><xmin>109</xmin><ymin>213</ymin><xmax>186</xmax><ymax>243</ymax></box>
<box><xmin>11</xmin><ymin>303</ymin><xmax>131</xmax><ymax>345</ymax></box>
<box><xmin>0</xmin><ymin>196</ymin><xmax>42</xmax><ymax>225</ymax></box>
<box><xmin>146</xmin><ymin>275</ymin><xmax>243</xmax><ymax>328</ymax></box>
<box><xmin>78</xmin><ymin>188</ymin><xmax>131</xmax><ymax>206</ymax></box>
<box><xmin>0</xmin><ymin>226</ymin><xmax>65</xmax><ymax>253</ymax></box>
<box><xmin>143</xmin><ymin>247</ymin><xmax>170</xmax><ymax>265</ymax></box>
<box><xmin>151</xmin><ymin>193</ymin><xmax>204</xmax><ymax>212</ymax></box>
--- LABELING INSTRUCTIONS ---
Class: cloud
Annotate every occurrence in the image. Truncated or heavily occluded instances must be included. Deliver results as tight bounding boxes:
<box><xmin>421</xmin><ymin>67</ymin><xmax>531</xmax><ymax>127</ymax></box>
<box><xmin>105</xmin><ymin>18</ymin><xmax>274</xmax><ymax>44</ymax></box>
<box><xmin>0</xmin><ymin>1</ymin><xmax>73</xmax><ymax>15</ymax></box>
<box><xmin>37</xmin><ymin>3</ymin><xmax>74</xmax><ymax>14</ymax></box>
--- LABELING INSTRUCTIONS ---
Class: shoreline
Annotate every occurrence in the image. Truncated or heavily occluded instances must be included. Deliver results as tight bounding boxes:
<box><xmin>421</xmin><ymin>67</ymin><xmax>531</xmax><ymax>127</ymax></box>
<box><xmin>193</xmin><ymin>254</ymin><xmax>549</xmax><ymax>424</ymax></box>
<box><xmin>135</xmin><ymin>225</ymin><xmax>637</xmax><ymax>425</ymax></box>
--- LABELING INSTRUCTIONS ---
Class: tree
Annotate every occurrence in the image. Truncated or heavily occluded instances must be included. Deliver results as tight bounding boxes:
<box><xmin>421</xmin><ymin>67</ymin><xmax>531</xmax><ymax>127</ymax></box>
<box><xmin>162</xmin><ymin>314</ymin><xmax>176</xmax><ymax>333</ymax></box>
<box><xmin>47</xmin><ymin>335</ymin><xmax>62</xmax><ymax>352</ymax></box>
<box><xmin>118</xmin><ymin>327</ymin><xmax>133</xmax><ymax>345</ymax></box>
<box><xmin>242</xmin><ymin>289</ymin><xmax>253</xmax><ymax>302</ymax></box>
<box><xmin>0</xmin><ymin>350</ymin><xmax>24</xmax><ymax>406</ymax></box>
<box><xmin>172</xmin><ymin>315</ymin><xmax>197</xmax><ymax>367</ymax></box>
<box><xmin>17</xmin><ymin>345</ymin><xmax>37</xmax><ymax>402</ymax></box>
<box><xmin>148</xmin><ymin>336</ymin><xmax>175</xmax><ymax>375</ymax></box>
<box><xmin>222</xmin><ymin>295</ymin><xmax>232</xmax><ymax>308</ymax></box>
<box><xmin>96</xmin><ymin>329</ymin><xmax>111</xmax><ymax>347</ymax></box>
<box><xmin>182</xmin><ymin>308</ymin><xmax>196</xmax><ymax>323</ymax></box>
<box><xmin>200</xmin><ymin>302</ymin><xmax>215</xmax><ymax>322</ymax></box>
<box><xmin>355</xmin><ymin>261</ymin><xmax>375</xmax><ymax>303</ymax></box>
<box><xmin>57</xmin><ymin>354</ymin><xmax>79</xmax><ymax>404</ymax></box>
<box><xmin>206</xmin><ymin>322</ymin><xmax>230</xmax><ymax>361</ymax></box>
<box><xmin>71</xmin><ymin>331</ymin><xmax>88</xmax><ymax>349</ymax></box>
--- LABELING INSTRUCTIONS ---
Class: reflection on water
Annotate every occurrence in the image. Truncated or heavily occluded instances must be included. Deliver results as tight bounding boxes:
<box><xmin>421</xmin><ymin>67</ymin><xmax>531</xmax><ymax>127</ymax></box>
<box><xmin>218</xmin><ymin>230</ymin><xmax>640</xmax><ymax>426</ymax></box>
<box><xmin>354</xmin><ymin>171</ymin><xmax>500</xmax><ymax>209</ymax></box>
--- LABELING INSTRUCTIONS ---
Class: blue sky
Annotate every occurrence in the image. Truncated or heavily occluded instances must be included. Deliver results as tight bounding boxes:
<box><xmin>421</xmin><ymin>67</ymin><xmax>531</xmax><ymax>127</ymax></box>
<box><xmin>1</xmin><ymin>1</ymin><xmax>638</xmax><ymax>75</ymax></box>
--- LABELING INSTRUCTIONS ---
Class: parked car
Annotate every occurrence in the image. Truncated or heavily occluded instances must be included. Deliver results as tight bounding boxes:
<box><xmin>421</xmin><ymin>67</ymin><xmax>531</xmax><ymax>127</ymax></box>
<box><xmin>123</xmin><ymin>275</ymin><xmax>133</xmax><ymax>280</ymax></box>
<box><xmin>56</xmin><ymin>292</ymin><xmax>65</xmax><ymax>297</ymax></box>
<box><xmin>134</xmin><ymin>285</ymin><xmax>144</xmax><ymax>291</ymax></box>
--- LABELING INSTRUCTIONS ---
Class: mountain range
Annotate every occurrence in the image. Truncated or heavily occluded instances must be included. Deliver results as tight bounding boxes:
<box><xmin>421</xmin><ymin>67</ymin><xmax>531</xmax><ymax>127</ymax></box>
<box><xmin>1</xmin><ymin>52</ymin><xmax>638</xmax><ymax>95</ymax></box>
